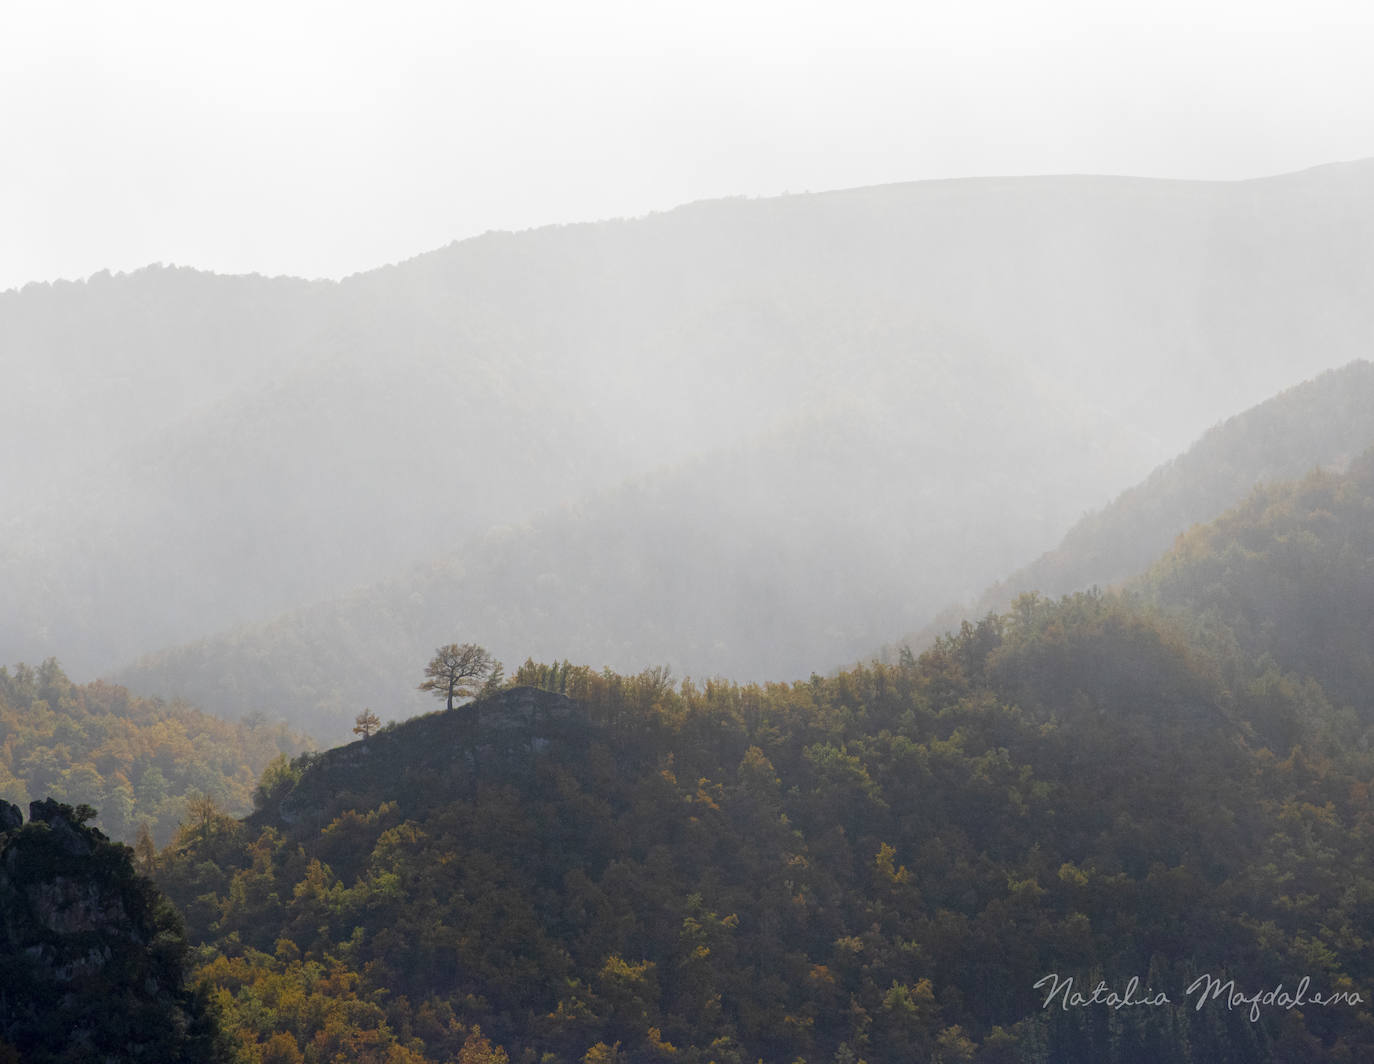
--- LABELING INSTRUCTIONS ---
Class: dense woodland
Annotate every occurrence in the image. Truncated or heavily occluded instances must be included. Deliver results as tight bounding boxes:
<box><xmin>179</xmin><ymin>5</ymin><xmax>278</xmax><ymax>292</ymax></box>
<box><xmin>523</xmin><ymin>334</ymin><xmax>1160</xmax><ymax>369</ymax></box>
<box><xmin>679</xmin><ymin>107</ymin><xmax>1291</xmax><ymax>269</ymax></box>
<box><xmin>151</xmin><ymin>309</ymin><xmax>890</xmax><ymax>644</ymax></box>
<box><xmin>4</xmin><ymin>443</ymin><xmax>1374</xmax><ymax>1060</ymax></box>
<box><xmin>1138</xmin><ymin>449</ymin><xmax>1374</xmax><ymax>718</ymax></box>
<box><xmin>115</xmin><ymin>449</ymin><xmax>1374</xmax><ymax>1062</ymax></box>
<box><xmin>0</xmin><ymin>660</ymin><xmax>307</xmax><ymax>846</ymax></box>
<box><xmin>6</xmin><ymin>166</ymin><xmax>1374</xmax><ymax>1061</ymax></box>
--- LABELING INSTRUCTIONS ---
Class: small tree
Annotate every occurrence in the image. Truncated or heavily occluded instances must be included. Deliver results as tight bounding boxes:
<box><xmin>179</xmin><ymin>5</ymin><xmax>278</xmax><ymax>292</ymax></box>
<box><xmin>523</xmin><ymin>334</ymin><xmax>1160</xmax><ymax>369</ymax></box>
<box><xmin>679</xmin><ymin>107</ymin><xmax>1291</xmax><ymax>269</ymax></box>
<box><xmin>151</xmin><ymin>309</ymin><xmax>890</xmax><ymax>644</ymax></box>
<box><xmin>419</xmin><ymin>643</ymin><xmax>498</xmax><ymax>711</ymax></box>
<box><xmin>134</xmin><ymin>821</ymin><xmax>158</xmax><ymax>875</ymax></box>
<box><xmin>184</xmin><ymin>793</ymin><xmax>223</xmax><ymax>846</ymax></box>
<box><xmin>458</xmin><ymin>1026</ymin><xmax>509</xmax><ymax>1064</ymax></box>
<box><xmin>353</xmin><ymin>709</ymin><xmax>381</xmax><ymax>740</ymax></box>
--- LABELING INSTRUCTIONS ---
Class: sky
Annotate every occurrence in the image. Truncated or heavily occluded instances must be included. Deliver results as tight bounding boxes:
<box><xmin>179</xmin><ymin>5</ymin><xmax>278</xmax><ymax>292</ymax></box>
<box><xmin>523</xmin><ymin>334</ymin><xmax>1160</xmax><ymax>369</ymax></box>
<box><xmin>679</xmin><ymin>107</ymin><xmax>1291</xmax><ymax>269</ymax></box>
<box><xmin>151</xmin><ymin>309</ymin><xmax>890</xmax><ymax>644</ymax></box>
<box><xmin>3</xmin><ymin>0</ymin><xmax>1374</xmax><ymax>293</ymax></box>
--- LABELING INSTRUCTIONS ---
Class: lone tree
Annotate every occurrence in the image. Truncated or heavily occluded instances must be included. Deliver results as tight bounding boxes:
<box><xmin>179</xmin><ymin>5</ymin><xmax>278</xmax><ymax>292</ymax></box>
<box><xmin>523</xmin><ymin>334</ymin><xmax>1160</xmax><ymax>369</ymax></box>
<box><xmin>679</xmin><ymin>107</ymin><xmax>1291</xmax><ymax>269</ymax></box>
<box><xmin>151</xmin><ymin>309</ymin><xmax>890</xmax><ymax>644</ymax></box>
<box><xmin>420</xmin><ymin>643</ymin><xmax>499</xmax><ymax>711</ymax></box>
<box><xmin>353</xmin><ymin>708</ymin><xmax>381</xmax><ymax>739</ymax></box>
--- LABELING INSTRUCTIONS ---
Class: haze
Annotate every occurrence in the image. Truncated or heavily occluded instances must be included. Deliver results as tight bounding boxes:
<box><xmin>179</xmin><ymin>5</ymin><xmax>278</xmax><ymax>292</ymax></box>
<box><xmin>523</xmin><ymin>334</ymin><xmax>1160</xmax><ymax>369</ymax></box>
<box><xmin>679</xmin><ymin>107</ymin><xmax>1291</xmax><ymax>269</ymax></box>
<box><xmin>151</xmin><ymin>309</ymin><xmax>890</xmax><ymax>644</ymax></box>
<box><xmin>5</xmin><ymin>0</ymin><xmax>1374</xmax><ymax>293</ymax></box>
<box><xmin>5</xmin><ymin>0</ymin><xmax>1374</xmax><ymax>742</ymax></box>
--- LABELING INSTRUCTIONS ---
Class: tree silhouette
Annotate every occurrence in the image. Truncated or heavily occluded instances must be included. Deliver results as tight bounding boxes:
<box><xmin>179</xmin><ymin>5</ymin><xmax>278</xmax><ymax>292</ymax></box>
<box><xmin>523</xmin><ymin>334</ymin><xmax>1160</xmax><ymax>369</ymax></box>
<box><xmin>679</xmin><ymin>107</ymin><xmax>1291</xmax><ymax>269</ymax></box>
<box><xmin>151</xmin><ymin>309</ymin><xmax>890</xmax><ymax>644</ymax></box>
<box><xmin>353</xmin><ymin>709</ymin><xmax>381</xmax><ymax>739</ymax></box>
<box><xmin>419</xmin><ymin>643</ymin><xmax>498</xmax><ymax>711</ymax></box>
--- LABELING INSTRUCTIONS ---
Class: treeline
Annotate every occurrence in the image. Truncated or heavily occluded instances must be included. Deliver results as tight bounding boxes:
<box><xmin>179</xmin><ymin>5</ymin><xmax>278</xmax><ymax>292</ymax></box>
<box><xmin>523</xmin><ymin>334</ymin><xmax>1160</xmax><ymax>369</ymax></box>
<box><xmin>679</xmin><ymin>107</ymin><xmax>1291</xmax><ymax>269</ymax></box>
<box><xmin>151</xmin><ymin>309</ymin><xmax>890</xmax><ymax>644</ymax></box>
<box><xmin>155</xmin><ymin>585</ymin><xmax>1374</xmax><ymax>1061</ymax></box>
<box><xmin>0</xmin><ymin>660</ymin><xmax>308</xmax><ymax>845</ymax></box>
<box><xmin>898</xmin><ymin>359</ymin><xmax>1374</xmax><ymax>658</ymax></box>
<box><xmin>115</xmin><ymin>348</ymin><xmax>1146</xmax><ymax>743</ymax></box>
<box><xmin>1138</xmin><ymin>445</ymin><xmax>1374</xmax><ymax>718</ymax></box>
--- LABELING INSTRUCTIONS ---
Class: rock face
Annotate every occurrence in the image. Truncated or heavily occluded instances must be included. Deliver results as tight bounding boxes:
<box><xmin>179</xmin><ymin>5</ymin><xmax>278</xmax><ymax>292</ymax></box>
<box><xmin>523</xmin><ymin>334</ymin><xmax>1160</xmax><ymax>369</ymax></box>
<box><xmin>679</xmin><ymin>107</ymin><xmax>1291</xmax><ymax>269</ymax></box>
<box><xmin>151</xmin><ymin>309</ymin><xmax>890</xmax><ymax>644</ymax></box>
<box><xmin>260</xmin><ymin>686</ymin><xmax>588</xmax><ymax>830</ymax></box>
<box><xmin>0</xmin><ymin>800</ymin><xmax>20</xmax><ymax>835</ymax></box>
<box><xmin>474</xmin><ymin>684</ymin><xmax>579</xmax><ymax>730</ymax></box>
<box><xmin>0</xmin><ymin>798</ymin><xmax>225</xmax><ymax>1062</ymax></box>
<box><xmin>27</xmin><ymin>797</ymin><xmax>98</xmax><ymax>856</ymax></box>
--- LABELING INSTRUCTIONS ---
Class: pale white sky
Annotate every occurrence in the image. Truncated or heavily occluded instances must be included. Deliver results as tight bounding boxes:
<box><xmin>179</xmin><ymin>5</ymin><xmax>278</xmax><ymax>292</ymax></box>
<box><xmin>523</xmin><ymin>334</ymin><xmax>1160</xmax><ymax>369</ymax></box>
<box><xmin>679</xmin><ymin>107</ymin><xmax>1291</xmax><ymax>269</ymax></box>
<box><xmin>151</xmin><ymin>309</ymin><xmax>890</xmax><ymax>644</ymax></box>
<box><xmin>3</xmin><ymin>0</ymin><xmax>1373</xmax><ymax>292</ymax></box>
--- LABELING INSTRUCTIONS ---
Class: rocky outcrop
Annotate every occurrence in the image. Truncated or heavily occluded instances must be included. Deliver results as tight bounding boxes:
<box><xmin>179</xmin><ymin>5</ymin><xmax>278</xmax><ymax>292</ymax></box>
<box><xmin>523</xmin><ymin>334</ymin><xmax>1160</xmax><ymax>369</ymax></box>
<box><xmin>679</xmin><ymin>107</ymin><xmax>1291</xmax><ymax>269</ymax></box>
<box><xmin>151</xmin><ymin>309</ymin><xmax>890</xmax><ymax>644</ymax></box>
<box><xmin>477</xmin><ymin>684</ymin><xmax>579</xmax><ymax>729</ymax></box>
<box><xmin>261</xmin><ymin>686</ymin><xmax>589</xmax><ymax>832</ymax></box>
<box><xmin>0</xmin><ymin>798</ymin><xmax>225</xmax><ymax>1062</ymax></box>
<box><xmin>27</xmin><ymin>797</ymin><xmax>99</xmax><ymax>856</ymax></box>
<box><xmin>0</xmin><ymin>800</ymin><xmax>21</xmax><ymax>835</ymax></box>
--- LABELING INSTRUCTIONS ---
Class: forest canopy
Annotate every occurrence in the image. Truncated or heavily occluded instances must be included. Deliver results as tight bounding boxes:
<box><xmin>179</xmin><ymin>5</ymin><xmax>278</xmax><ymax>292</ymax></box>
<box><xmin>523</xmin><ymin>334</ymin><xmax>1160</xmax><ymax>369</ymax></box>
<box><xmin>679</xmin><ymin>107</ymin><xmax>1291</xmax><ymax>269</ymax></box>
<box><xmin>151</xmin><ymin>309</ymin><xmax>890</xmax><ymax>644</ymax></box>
<box><xmin>152</xmin><ymin>572</ymin><xmax>1374</xmax><ymax>1062</ymax></box>
<box><xmin>0</xmin><ymin>660</ymin><xmax>308</xmax><ymax>846</ymax></box>
<box><xmin>15</xmin><ymin>445</ymin><xmax>1374</xmax><ymax>1062</ymax></box>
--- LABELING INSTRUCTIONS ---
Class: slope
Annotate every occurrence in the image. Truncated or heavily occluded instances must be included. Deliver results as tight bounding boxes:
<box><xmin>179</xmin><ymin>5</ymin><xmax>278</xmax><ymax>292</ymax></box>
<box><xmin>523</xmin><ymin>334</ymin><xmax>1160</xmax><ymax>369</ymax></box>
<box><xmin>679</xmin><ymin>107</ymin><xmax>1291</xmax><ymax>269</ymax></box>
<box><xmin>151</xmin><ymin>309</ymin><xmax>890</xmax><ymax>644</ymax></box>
<box><xmin>0</xmin><ymin>659</ymin><xmax>308</xmax><ymax>846</ymax></box>
<box><xmin>155</xmin><ymin>589</ymin><xmax>1374</xmax><ymax>1062</ymax></box>
<box><xmin>893</xmin><ymin>360</ymin><xmax>1374</xmax><ymax>655</ymax></box>
<box><xmin>113</xmin><ymin>340</ymin><xmax>1149</xmax><ymax>741</ymax></box>
<box><xmin>0</xmin><ymin>799</ymin><xmax>227</xmax><ymax>1062</ymax></box>
<box><xmin>7</xmin><ymin>160</ymin><xmax>1374</xmax><ymax>685</ymax></box>
<box><xmin>1136</xmin><ymin>443</ymin><xmax>1374</xmax><ymax>722</ymax></box>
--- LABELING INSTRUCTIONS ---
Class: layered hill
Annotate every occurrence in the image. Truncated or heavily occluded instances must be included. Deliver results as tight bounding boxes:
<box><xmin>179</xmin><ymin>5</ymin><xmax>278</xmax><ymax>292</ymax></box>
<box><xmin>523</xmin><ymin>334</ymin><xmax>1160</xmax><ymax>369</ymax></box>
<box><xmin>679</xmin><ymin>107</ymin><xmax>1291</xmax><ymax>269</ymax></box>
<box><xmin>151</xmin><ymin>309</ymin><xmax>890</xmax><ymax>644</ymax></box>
<box><xmin>7</xmin><ymin>160</ymin><xmax>1374</xmax><ymax>719</ymax></box>
<box><xmin>121</xmin><ymin>360</ymin><xmax>1374</xmax><ymax>742</ymax></box>
<box><xmin>115</xmin><ymin>348</ymin><xmax>1147</xmax><ymax>740</ymax></box>
<box><xmin>1136</xmin><ymin>444</ymin><xmax>1374</xmax><ymax>720</ymax></box>
<box><xmin>155</xmin><ymin>575</ymin><xmax>1374</xmax><ymax>1062</ymax></box>
<box><xmin>0</xmin><ymin>659</ymin><xmax>308</xmax><ymax>846</ymax></box>
<box><xmin>895</xmin><ymin>360</ymin><xmax>1374</xmax><ymax>656</ymax></box>
<box><xmin>21</xmin><ymin>450</ymin><xmax>1358</xmax><ymax>1063</ymax></box>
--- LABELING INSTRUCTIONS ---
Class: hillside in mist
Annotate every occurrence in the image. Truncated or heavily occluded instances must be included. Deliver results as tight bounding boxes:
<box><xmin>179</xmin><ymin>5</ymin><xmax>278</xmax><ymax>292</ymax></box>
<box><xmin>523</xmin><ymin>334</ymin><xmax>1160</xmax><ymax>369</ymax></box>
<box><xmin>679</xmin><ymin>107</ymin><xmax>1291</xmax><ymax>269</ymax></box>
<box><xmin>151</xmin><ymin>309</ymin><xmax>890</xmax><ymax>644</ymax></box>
<box><xmin>6</xmin><ymin>160</ymin><xmax>1374</xmax><ymax>731</ymax></box>
<box><xmin>113</xmin><ymin>347</ymin><xmax>1143</xmax><ymax>739</ymax></box>
<box><xmin>116</xmin><ymin>359</ymin><xmax>1374</xmax><ymax>741</ymax></box>
<box><xmin>895</xmin><ymin>360</ymin><xmax>1374</xmax><ymax>655</ymax></box>
<box><xmin>11</xmin><ymin>379</ymin><xmax>1374</xmax><ymax>1060</ymax></box>
<box><xmin>0</xmin><ymin>659</ymin><xmax>307</xmax><ymax>846</ymax></box>
<box><xmin>1137</xmin><ymin>446</ymin><xmax>1374</xmax><ymax>717</ymax></box>
<box><xmin>147</xmin><ymin>454</ymin><xmax>1374</xmax><ymax>1060</ymax></box>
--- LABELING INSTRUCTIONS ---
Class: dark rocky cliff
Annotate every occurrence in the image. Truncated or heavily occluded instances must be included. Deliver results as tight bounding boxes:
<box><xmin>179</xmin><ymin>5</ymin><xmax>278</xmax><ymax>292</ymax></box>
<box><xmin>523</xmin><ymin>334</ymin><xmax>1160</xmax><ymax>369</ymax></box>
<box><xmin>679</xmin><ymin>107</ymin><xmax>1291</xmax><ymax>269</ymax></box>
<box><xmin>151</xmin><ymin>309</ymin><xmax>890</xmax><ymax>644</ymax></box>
<box><xmin>252</xmin><ymin>685</ymin><xmax>589</xmax><ymax>835</ymax></box>
<box><xmin>0</xmin><ymin>798</ymin><xmax>224</xmax><ymax>1062</ymax></box>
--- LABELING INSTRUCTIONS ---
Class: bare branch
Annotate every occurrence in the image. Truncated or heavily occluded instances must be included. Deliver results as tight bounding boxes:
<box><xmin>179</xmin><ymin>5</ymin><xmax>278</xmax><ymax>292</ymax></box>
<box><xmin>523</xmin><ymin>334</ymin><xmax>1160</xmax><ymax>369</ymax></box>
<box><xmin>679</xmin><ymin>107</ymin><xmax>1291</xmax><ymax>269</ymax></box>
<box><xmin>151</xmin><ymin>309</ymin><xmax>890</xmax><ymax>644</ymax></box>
<box><xmin>419</xmin><ymin>643</ymin><xmax>498</xmax><ymax>711</ymax></box>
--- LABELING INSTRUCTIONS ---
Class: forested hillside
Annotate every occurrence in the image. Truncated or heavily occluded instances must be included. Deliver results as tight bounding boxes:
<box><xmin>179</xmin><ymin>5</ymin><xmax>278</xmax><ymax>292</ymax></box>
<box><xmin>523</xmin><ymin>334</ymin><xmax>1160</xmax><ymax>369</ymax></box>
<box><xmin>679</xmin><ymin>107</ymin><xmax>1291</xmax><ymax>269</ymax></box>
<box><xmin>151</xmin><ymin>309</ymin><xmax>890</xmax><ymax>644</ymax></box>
<box><xmin>0</xmin><ymin>798</ymin><xmax>228</xmax><ymax>1062</ymax></box>
<box><xmin>896</xmin><ymin>359</ymin><xmax>1374</xmax><ymax>658</ymax></box>
<box><xmin>0</xmin><ymin>660</ymin><xmax>308</xmax><ymax>845</ymax></box>
<box><xmin>152</xmin><ymin>526</ymin><xmax>1374</xmax><ymax>1063</ymax></box>
<box><xmin>1137</xmin><ymin>444</ymin><xmax>1374</xmax><ymax>717</ymax></box>
<box><xmin>4</xmin><ymin>438</ymin><xmax>1369</xmax><ymax>1061</ymax></box>
<box><xmin>10</xmin><ymin>160</ymin><xmax>1374</xmax><ymax>1061</ymax></box>
<box><xmin>7</xmin><ymin>161</ymin><xmax>1374</xmax><ymax>732</ymax></box>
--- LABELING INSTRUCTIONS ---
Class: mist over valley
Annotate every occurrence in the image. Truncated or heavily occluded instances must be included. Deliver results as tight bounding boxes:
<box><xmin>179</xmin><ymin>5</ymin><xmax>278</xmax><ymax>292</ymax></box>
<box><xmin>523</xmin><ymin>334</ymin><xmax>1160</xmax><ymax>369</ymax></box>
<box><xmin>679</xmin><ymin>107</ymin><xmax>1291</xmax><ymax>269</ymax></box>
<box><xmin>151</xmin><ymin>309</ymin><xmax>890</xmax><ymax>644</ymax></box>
<box><xmin>7</xmin><ymin>162</ymin><xmax>1374</xmax><ymax>739</ymax></box>
<box><xmin>11</xmin><ymin>1</ymin><xmax>1374</xmax><ymax>1056</ymax></box>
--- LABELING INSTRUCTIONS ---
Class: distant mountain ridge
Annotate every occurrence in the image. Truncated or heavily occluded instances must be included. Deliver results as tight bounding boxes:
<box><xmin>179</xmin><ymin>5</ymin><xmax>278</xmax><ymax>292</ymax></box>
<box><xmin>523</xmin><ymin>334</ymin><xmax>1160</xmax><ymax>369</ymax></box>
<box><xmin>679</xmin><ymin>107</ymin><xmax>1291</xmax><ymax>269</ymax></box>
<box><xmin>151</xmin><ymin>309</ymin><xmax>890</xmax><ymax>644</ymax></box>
<box><xmin>1136</xmin><ymin>442</ymin><xmax>1374</xmax><ymax>720</ymax></box>
<box><xmin>6</xmin><ymin>161</ymin><xmax>1374</xmax><ymax>729</ymax></box>
<box><xmin>894</xmin><ymin>360</ymin><xmax>1374</xmax><ymax>656</ymax></box>
<box><xmin>0</xmin><ymin>659</ymin><xmax>308</xmax><ymax>845</ymax></box>
<box><xmin>114</xmin><ymin>341</ymin><xmax>1153</xmax><ymax>739</ymax></box>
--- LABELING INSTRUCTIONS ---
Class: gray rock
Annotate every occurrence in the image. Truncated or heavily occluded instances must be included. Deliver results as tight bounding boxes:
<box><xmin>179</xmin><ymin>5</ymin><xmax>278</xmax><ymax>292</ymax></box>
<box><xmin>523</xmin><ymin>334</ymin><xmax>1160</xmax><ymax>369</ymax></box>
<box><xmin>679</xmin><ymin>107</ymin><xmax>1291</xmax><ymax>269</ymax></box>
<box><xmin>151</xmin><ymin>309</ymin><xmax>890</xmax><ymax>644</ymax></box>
<box><xmin>28</xmin><ymin>799</ymin><xmax>93</xmax><ymax>856</ymax></box>
<box><xmin>28</xmin><ymin>797</ymin><xmax>65</xmax><ymax>824</ymax></box>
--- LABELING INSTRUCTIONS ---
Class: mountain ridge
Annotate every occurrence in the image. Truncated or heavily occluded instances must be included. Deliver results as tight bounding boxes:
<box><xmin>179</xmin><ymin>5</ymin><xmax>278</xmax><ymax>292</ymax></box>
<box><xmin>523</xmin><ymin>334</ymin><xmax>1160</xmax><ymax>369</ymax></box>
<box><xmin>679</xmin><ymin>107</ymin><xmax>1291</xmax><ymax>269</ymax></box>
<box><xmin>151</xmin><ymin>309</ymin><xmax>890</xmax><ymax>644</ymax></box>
<box><xmin>7</xmin><ymin>161</ymin><xmax>1374</xmax><ymax>721</ymax></box>
<box><xmin>893</xmin><ymin>360</ymin><xmax>1374</xmax><ymax>657</ymax></box>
